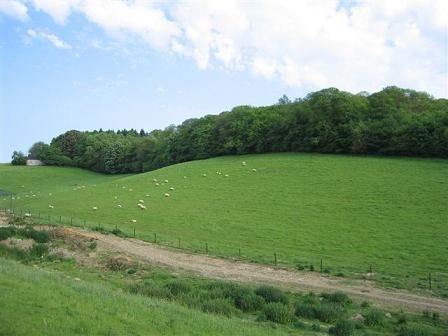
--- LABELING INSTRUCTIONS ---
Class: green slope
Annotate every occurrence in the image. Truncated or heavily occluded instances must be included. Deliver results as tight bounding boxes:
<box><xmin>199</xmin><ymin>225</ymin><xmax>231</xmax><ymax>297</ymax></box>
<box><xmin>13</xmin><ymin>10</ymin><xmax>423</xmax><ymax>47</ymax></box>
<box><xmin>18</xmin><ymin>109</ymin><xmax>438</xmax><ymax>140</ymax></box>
<box><xmin>0</xmin><ymin>258</ymin><xmax>302</xmax><ymax>336</ymax></box>
<box><xmin>1</xmin><ymin>153</ymin><xmax>447</xmax><ymax>294</ymax></box>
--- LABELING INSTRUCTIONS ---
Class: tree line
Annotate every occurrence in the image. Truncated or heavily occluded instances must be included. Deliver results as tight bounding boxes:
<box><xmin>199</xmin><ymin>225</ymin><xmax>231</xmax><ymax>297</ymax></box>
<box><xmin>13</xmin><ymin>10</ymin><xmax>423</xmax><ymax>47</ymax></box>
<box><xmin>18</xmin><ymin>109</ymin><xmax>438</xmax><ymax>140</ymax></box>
<box><xmin>12</xmin><ymin>86</ymin><xmax>448</xmax><ymax>172</ymax></box>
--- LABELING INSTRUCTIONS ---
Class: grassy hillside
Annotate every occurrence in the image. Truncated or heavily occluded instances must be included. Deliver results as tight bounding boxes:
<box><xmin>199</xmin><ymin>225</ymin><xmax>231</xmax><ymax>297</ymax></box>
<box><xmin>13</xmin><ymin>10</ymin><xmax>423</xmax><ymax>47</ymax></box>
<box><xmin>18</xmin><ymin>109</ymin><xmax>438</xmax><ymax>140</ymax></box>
<box><xmin>0</xmin><ymin>257</ymin><xmax>305</xmax><ymax>336</ymax></box>
<box><xmin>1</xmin><ymin>153</ymin><xmax>447</xmax><ymax>294</ymax></box>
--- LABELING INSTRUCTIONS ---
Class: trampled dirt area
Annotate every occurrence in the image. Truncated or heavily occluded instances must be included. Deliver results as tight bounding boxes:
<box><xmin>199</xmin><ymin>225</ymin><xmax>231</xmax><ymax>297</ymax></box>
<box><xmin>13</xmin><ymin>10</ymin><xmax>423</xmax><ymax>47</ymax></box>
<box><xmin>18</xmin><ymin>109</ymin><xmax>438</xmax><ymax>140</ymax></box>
<box><xmin>60</xmin><ymin>227</ymin><xmax>448</xmax><ymax>314</ymax></box>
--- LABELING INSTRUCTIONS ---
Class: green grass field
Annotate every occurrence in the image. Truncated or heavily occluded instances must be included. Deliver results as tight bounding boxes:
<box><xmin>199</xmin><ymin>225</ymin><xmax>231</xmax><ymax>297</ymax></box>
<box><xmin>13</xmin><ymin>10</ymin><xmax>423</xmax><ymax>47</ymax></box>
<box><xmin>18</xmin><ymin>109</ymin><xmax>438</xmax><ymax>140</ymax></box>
<box><xmin>0</xmin><ymin>257</ymin><xmax>308</xmax><ymax>336</ymax></box>
<box><xmin>1</xmin><ymin>153</ymin><xmax>447</xmax><ymax>295</ymax></box>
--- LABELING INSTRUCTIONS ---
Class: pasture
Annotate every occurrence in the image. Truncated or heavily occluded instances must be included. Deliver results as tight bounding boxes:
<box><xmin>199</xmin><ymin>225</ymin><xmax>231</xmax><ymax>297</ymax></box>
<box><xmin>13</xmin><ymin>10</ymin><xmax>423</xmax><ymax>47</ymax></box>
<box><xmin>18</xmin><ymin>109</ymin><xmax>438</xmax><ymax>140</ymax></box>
<box><xmin>1</xmin><ymin>153</ymin><xmax>447</xmax><ymax>295</ymax></box>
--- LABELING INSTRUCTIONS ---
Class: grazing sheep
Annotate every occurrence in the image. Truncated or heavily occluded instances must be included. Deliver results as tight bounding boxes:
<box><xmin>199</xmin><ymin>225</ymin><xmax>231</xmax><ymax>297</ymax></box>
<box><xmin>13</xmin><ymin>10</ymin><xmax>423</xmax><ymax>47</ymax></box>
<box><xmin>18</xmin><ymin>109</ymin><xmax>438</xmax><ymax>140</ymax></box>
<box><xmin>242</xmin><ymin>161</ymin><xmax>246</xmax><ymax>166</ymax></box>
<box><xmin>252</xmin><ymin>168</ymin><xmax>257</xmax><ymax>172</ymax></box>
<box><xmin>139</xmin><ymin>199</ymin><xmax>144</xmax><ymax>204</ymax></box>
<box><xmin>169</xmin><ymin>187</ymin><xmax>175</xmax><ymax>191</ymax></box>
<box><xmin>114</xmin><ymin>196</ymin><xmax>118</xmax><ymax>199</ymax></box>
<box><xmin>92</xmin><ymin>206</ymin><xmax>98</xmax><ymax>211</ymax></box>
<box><xmin>146</xmin><ymin>194</ymin><xmax>150</xmax><ymax>197</ymax></box>
<box><xmin>164</xmin><ymin>179</ymin><xmax>169</xmax><ymax>183</ymax></box>
<box><xmin>153</xmin><ymin>178</ymin><xmax>158</xmax><ymax>182</ymax></box>
<box><xmin>155</xmin><ymin>183</ymin><xmax>160</xmax><ymax>186</ymax></box>
<box><xmin>117</xmin><ymin>205</ymin><xmax>122</xmax><ymax>208</ymax></box>
<box><xmin>48</xmin><ymin>205</ymin><xmax>54</xmax><ymax>209</ymax></box>
<box><xmin>131</xmin><ymin>219</ymin><xmax>137</xmax><ymax>223</ymax></box>
<box><xmin>137</xmin><ymin>203</ymin><xmax>146</xmax><ymax>209</ymax></box>
<box><xmin>203</xmin><ymin>173</ymin><xmax>207</xmax><ymax>177</ymax></box>
<box><xmin>224</xmin><ymin>174</ymin><xmax>229</xmax><ymax>177</ymax></box>
<box><xmin>49</xmin><ymin>193</ymin><xmax>52</xmax><ymax>196</ymax></box>
<box><xmin>24</xmin><ymin>213</ymin><xmax>31</xmax><ymax>217</ymax></box>
<box><xmin>183</xmin><ymin>176</ymin><xmax>187</xmax><ymax>179</ymax></box>
<box><xmin>164</xmin><ymin>193</ymin><xmax>170</xmax><ymax>197</ymax></box>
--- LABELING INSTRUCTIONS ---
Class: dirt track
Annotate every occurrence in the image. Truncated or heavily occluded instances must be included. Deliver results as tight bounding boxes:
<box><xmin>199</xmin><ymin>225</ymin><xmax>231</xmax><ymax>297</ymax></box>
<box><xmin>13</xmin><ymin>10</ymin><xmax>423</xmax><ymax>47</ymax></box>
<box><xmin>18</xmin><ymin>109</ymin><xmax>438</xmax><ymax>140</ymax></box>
<box><xmin>61</xmin><ymin>227</ymin><xmax>448</xmax><ymax>314</ymax></box>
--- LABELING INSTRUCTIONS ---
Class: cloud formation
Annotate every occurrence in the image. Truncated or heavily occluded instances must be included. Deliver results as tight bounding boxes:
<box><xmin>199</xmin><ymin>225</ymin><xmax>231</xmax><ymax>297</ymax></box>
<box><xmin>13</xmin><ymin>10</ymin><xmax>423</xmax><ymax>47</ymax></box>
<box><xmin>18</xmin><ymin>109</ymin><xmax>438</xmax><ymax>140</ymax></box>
<box><xmin>0</xmin><ymin>0</ymin><xmax>28</xmax><ymax>20</ymax></box>
<box><xmin>27</xmin><ymin>28</ymin><xmax>72</xmax><ymax>49</ymax></box>
<box><xmin>2</xmin><ymin>0</ymin><xmax>447</xmax><ymax>96</ymax></box>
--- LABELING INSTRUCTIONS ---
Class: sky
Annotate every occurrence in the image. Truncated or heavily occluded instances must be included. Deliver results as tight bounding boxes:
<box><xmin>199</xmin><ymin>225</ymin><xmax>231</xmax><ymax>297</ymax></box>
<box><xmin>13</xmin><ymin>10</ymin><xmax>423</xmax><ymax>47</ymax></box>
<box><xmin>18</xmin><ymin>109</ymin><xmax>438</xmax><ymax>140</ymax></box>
<box><xmin>0</xmin><ymin>0</ymin><xmax>447</xmax><ymax>163</ymax></box>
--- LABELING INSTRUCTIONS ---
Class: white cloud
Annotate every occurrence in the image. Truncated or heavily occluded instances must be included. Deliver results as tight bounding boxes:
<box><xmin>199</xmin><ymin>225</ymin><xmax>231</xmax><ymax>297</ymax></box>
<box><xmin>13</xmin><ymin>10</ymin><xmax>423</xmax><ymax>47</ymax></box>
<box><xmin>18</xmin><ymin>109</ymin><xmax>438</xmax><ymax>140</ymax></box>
<box><xmin>27</xmin><ymin>29</ymin><xmax>72</xmax><ymax>49</ymax></box>
<box><xmin>0</xmin><ymin>0</ymin><xmax>28</xmax><ymax>20</ymax></box>
<box><xmin>11</xmin><ymin>0</ymin><xmax>448</xmax><ymax>96</ymax></box>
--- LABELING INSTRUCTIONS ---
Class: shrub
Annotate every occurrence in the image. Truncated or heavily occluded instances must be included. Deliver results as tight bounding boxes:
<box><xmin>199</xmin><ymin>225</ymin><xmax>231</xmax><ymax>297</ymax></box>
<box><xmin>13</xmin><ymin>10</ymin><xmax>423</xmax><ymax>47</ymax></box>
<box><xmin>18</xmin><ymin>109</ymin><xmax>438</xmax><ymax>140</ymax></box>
<box><xmin>29</xmin><ymin>243</ymin><xmax>49</xmax><ymax>257</ymax></box>
<box><xmin>322</xmin><ymin>292</ymin><xmax>352</xmax><ymax>306</ymax></box>
<box><xmin>88</xmin><ymin>241</ymin><xmax>97</xmax><ymax>250</ymax></box>
<box><xmin>361</xmin><ymin>301</ymin><xmax>370</xmax><ymax>308</ymax></box>
<box><xmin>165</xmin><ymin>280</ymin><xmax>192</xmax><ymax>296</ymax></box>
<box><xmin>16</xmin><ymin>227</ymin><xmax>49</xmax><ymax>243</ymax></box>
<box><xmin>262</xmin><ymin>302</ymin><xmax>293</xmax><ymax>324</ymax></box>
<box><xmin>201</xmin><ymin>298</ymin><xmax>235</xmax><ymax>317</ymax></box>
<box><xmin>365</xmin><ymin>309</ymin><xmax>384</xmax><ymax>326</ymax></box>
<box><xmin>329</xmin><ymin>319</ymin><xmax>354</xmax><ymax>336</ymax></box>
<box><xmin>399</xmin><ymin>323</ymin><xmax>431</xmax><ymax>336</ymax></box>
<box><xmin>130</xmin><ymin>283</ymin><xmax>173</xmax><ymax>300</ymax></box>
<box><xmin>303</xmin><ymin>292</ymin><xmax>318</xmax><ymax>305</ymax></box>
<box><xmin>255</xmin><ymin>286</ymin><xmax>288</xmax><ymax>305</ymax></box>
<box><xmin>311</xmin><ymin>323</ymin><xmax>321</xmax><ymax>331</ymax></box>
<box><xmin>111</xmin><ymin>228</ymin><xmax>127</xmax><ymax>237</ymax></box>
<box><xmin>233</xmin><ymin>288</ymin><xmax>265</xmax><ymax>312</ymax></box>
<box><xmin>431</xmin><ymin>312</ymin><xmax>439</xmax><ymax>322</ymax></box>
<box><xmin>314</xmin><ymin>303</ymin><xmax>344</xmax><ymax>323</ymax></box>
<box><xmin>397</xmin><ymin>313</ymin><xmax>407</xmax><ymax>324</ymax></box>
<box><xmin>0</xmin><ymin>227</ymin><xmax>16</xmax><ymax>241</ymax></box>
<box><xmin>294</xmin><ymin>303</ymin><xmax>316</xmax><ymax>319</ymax></box>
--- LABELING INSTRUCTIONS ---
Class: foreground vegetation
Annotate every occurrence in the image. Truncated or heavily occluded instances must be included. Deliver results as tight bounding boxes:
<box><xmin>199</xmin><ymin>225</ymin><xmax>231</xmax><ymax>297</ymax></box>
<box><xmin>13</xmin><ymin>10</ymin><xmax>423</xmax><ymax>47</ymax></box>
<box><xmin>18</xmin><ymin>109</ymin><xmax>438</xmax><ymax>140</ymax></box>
<box><xmin>1</xmin><ymin>153</ymin><xmax>447</xmax><ymax>297</ymax></box>
<box><xmin>1</xmin><ymin>225</ymin><xmax>446</xmax><ymax>335</ymax></box>
<box><xmin>13</xmin><ymin>86</ymin><xmax>448</xmax><ymax>172</ymax></box>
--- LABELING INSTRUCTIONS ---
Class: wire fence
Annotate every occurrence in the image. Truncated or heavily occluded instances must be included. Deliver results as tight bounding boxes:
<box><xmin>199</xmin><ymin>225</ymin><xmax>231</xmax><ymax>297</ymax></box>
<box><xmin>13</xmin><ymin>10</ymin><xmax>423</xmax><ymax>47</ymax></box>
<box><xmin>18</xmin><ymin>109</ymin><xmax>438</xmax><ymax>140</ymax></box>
<box><xmin>1</xmin><ymin>206</ymin><xmax>447</xmax><ymax>295</ymax></box>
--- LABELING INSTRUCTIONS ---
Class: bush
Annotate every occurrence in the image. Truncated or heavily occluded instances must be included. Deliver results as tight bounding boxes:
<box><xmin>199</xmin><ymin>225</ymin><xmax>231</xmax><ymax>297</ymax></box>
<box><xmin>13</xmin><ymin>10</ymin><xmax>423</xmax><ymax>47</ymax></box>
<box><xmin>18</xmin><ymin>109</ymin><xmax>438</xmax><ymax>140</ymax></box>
<box><xmin>431</xmin><ymin>312</ymin><xmax>439</xmax><ymax>322</ymax></box>
<box><xmin>262</xmin><ymin>302</ymin><xmax>293</xmax><ymax>324</ymax></box>
<box><xmin>365</xmin><ymin>309</ymin><xmax>384</xmax><ymax>326</ymax></box>
<box><xmin>17</xmin><ymin>227</ymin><xmax>49</xmax><ymax>243</ymax></box>
<box><xmin>201</xmin><ymin>298</ymin><xmax>235</xmax><ymax>317</ymax></box>
<box><xmin>29</xmin><ymin>243</ymin><xmax>49</xmax><ymax>257</ymax></box>
<box><xmin>294</xmin><ymin>303</ymin><xmax>316</xmax><ymax>319</ymax></box>
<box><xmin>322</xmin><ymin>292</ymin><xmax>352</xmax><ymax>306</ymax></box>
<box><xmin>0</xmin><ymin>227</ymin><xmax>16</xmax><ymax>241</ymax></box>
<box><xmin>314</xmin><ymin>303</ymin><xmax>344</xmax><ymax>323</ymax></box>
<box><xmin>361</xmin><ymin>301</ymin><xmax>370</xmax><ymax>308</ymax></box>
<box><xmin>255</xmin><ymin>286</ymin><xmax>288</xmax><ymax>305</ymax></box>
<box><xmin>111</xmin><ymin>228</ymin><xmax>127</xmax><ymax>237</ymax></box>
<box><xmin>130</xmin><ymin>283</ymin><xmax>173</xmax><ymax>300</ymax></box>
<box><xmin>311</xmin><ymin>323</ymin><xmax>321</xmax><ymax>331</ymax></box>
<box><xmin>165</xmin><ymin>280</ymin><xmax>192</xmax><ymax>296</ymax></box>
<box><xmin>329</xmin><ymin>319</ymin><xmax>354</xmax><ymax>336</ymax></box>
<box><xmin>233</xmin><ymin>288</ymin><xmax>265</xmax><ymax>312</ymax></box>
<box><xmin>399</xmin><ymin>323</ymin><xmax>431</xmax><ymax>336</ymax></box>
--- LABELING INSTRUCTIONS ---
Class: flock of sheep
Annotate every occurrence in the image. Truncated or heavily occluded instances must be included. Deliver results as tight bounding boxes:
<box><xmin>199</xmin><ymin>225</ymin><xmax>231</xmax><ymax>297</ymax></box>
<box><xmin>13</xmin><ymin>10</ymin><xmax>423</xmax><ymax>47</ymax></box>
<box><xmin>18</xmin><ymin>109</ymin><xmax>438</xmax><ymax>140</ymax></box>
<box><xmin>3</xmin><ymin>161</ymin><xmax>258</xmax><ymax>225</ymax></box>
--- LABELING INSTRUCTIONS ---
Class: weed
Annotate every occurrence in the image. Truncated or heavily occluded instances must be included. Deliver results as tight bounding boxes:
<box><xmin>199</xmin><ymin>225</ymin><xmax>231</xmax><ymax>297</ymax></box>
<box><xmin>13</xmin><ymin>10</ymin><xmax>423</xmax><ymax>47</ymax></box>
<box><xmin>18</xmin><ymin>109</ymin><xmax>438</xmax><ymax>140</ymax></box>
<box><xmin>262</xmin><ymin>303</ymin><xmax>293</xmax><ymax>324</ymax></box>
<box><xmin>255</xmin><ymin>286</ymin><xmax>288</xmax><ymax>305</ymax></box>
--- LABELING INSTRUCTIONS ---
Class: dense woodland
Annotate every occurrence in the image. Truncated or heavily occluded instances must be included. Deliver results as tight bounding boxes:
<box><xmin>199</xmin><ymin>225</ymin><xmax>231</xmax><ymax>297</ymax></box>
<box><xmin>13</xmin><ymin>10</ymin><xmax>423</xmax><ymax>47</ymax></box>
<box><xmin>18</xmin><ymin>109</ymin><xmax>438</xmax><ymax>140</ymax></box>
<box><xmin>12</xmin><ymin>86</ymin><xmax>448</xmax><ymax>173</ymax></box>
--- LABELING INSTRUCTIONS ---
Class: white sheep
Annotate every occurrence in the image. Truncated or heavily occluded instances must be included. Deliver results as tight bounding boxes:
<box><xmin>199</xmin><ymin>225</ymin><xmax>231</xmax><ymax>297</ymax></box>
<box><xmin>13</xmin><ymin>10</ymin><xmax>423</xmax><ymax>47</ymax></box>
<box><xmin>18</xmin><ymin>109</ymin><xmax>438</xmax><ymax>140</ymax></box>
<box><xmin>117</xmin><ymin>204</ymin><xmax>122</xmax><ymax>208</ymax></box>
<box><xmin>169</xmin><ymin>187</ymin><xmax>175</xmax><ymax>191</ymax></box>
<box><xmin>164</xmin><ymin>193</ymin><xmax>170</xmax><ymax>197</ymax></box>
<box><xmin>114</xmin><ymin>196</ymin><xmax>118</xmax><ymax>199</ymax></box>
<box><xmin>183</xmin><ymin>176</ymin><xmax>187</xmax><ymax>179</ymax></box>
<box><xmin>203</xmin><ymin>173</ymin><xmax>207</xmax><ymax>177</ymax></box>
<box><xmin>92</xmin><ymin>206</ymin><xmax>98</xmax><ymax>211</ymax></box>
<box><xmin>145</xmin><ymin>194</ymin><xmax>150</xmax><ymax>197</ymax></box>
<box><xmin>164</xmin><ymin>179</ymin><xmax>169</xmax><ymax>183</ymax></box>
<box><xmin>153</xmin><ymin>178</ymin><xmax>158</xmax><ymax>182</ymax></box>
<box><xmin>49</xmin><ymin>193</ymin><xmax>52</xmax><ymax>196</ymax></box>
<box><xmin>24</xmin><ymin>213</ymin><xmax>31</xmax><ymax>217</ymax></box>
<box><xmin>224</xmin><ymin>174</ymin><xmax>229</xmax><ymax>177</ymax></box>
<box><xmin>242</xmin><ymin>161</ymin><xmax>246</xmax><ymax>166</ymax></box>
<box><xmin>252</xmin><ymin>168</ymin><xmax>257</xmax><ymax>172</ymax></box>
<box><xmin>155</xmin><ymin>183</ymin><xmax>160</xmax><ymax>186</ymax></box>
<box><xmin>131</xmin><ymin>219</ymin><xmax>137</xmax><ymax>223</ymax></box>
<box><xmin>48</xmin><ymin>205</ymin><xmax>54</xmax><ymax>209</ymax></box>
<box><xmin>139</xmin><ymin>199</ymin><xmax>144</xmax><ymax>204</ymax></box>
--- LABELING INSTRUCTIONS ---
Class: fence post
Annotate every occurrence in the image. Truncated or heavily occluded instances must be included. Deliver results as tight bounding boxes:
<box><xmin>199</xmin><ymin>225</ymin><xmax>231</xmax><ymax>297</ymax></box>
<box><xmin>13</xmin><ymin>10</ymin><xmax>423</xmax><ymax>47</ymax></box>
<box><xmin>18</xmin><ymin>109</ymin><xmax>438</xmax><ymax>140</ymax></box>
<box><xmin>429</xmin><ymin>273</ymin><xmax>432</xmax><ymax>290</ymax></box>
<box><xmin>238</xmin><ymin>247</ymin><xmax>241</xmax><ymax>258</ymax></box>
<box><xmin>205</xmin><ymin>243</ymin><xmax>208</xmax><ymax>254</ymax></box>
<box><xmin>274</xmin><ymin>253</ymin><xmax>277</xmax><ymax>266</ymax></box>
<box><xmin>59</xmin><ymin>215</ymin><xmax>61</xmax><ymax>224</ymax></box>
<box><xmin>133</xmin><ymin>227</ymin><xmax>136</xmax><ymax>238</ymax></box>
<box><xmin>320</xmin><ymin>258</ymin><xmax>323</xmax><ymax>274</ymax></box>
<box><xmin>154</xmin><ymin>233</ymin><xmax>157</xmax><ymax>243</ymax></box>
<box><xmin>178</xmin><ymin>238</ymin><xmax>180</xmax><ymax>248</ymax></box>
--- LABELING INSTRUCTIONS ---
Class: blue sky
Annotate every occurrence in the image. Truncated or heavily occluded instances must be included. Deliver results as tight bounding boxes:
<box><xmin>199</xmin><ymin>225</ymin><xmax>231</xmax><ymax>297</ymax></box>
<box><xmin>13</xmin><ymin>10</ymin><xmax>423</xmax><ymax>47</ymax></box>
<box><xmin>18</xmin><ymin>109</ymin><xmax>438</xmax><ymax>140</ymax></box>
<box><xmin>0</xmin><ymin>0</ymin><xmax>447</xmax><ymax>163</ymax></box>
